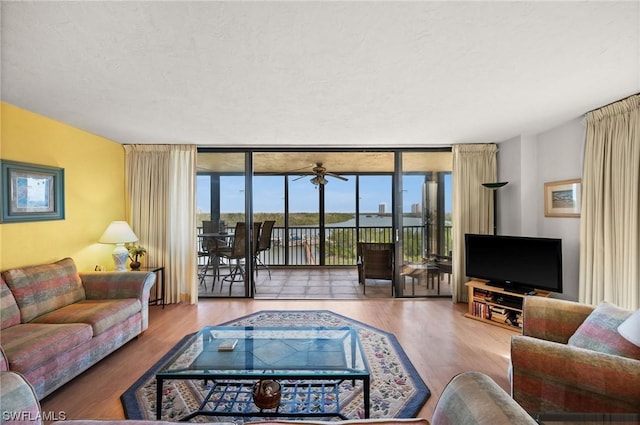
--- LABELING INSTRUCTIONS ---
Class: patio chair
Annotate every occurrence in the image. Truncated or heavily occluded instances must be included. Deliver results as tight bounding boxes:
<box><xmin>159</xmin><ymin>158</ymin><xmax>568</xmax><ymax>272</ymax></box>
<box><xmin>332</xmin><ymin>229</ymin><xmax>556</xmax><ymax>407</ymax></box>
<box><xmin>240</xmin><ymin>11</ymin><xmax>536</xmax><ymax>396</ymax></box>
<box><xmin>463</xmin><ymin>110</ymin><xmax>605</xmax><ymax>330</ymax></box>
<box><xmin>255</xmin><ymin>220</ymin><xmax>275</xmax><ymax>279</ymax></box>
<box><xmin>198</xmin><ymin>220</ymin><xmax>228</xmax><ymax>290</ymax></box>
<box><xmin>357</xmin><ymin>242</ymin><xmax>395</xmax><ymax>295</ymax></box>
<box><xmin>219</xmin><ymin>222</ymin><xmax>261</xmax><ymax>295</ymax></box>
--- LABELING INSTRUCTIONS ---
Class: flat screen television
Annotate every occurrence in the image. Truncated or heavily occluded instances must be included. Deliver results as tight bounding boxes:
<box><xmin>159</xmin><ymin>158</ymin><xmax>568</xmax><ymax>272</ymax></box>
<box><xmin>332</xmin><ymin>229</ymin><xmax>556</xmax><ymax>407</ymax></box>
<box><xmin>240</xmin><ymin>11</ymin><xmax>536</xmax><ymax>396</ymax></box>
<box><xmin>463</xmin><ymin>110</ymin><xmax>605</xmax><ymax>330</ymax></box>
<box><xmin>464</xmin><ymin>233</ymin><xmax>563</xmax><ymax>294</ymax></box>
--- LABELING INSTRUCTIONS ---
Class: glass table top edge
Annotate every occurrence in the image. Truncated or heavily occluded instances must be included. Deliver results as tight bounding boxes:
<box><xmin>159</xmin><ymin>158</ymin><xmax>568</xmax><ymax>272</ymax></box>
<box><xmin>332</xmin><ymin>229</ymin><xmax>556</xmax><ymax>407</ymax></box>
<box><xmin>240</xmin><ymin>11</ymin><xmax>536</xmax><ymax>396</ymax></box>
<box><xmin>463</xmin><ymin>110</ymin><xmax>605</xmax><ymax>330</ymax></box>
<box><xmin>157</xmin><ymin>325</ymin><xmax>370</xmax><ymax>377</ymax></box>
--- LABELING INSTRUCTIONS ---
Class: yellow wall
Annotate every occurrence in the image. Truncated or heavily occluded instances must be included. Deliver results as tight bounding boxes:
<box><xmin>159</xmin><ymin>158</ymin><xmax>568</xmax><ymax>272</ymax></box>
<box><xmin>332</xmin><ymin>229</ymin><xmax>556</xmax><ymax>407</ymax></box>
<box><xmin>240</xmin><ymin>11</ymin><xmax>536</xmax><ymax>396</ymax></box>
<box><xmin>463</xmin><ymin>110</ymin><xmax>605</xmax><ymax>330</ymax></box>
<box><xmin>1</xmin><ymin>102</ymin><xmax>127</xmax><ymax>271</ymax></box>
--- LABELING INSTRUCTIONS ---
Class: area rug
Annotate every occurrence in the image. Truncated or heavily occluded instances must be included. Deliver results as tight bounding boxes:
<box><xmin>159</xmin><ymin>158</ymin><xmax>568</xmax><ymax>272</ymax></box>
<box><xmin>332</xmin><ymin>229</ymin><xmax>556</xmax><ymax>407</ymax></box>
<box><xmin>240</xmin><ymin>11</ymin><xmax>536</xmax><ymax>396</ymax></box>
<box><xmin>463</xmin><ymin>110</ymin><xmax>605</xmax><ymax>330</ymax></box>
<box><xmin>121</xmin><ymin>310</ymin><xmax>430</xmax><ymax>422</ymax></box>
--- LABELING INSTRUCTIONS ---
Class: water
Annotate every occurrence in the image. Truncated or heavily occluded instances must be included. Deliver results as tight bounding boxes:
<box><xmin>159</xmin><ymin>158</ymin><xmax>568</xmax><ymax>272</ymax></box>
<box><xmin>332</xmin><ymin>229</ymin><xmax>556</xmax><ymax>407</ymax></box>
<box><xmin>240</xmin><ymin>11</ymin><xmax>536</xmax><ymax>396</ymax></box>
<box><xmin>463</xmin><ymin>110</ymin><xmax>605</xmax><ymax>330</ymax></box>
<box><xmin>259</xmin><ymin>214</ymin><xmax>426</xmax><ymax>265</ymax></box>
<box><xmin>330</xmin><ymin>214</ymin><xmax>423</xmax><ymax>227</ymax></box>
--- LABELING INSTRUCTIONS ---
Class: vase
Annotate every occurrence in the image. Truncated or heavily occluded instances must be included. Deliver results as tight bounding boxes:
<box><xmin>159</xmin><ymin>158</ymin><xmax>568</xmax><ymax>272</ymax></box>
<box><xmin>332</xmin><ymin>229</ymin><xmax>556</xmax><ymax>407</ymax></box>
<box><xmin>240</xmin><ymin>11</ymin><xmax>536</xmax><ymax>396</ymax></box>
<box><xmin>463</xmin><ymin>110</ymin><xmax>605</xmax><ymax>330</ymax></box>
<box><xmin>130</xmin><ymin>261</ymin><xmax>141</xmax><ymax>270</ymax></box>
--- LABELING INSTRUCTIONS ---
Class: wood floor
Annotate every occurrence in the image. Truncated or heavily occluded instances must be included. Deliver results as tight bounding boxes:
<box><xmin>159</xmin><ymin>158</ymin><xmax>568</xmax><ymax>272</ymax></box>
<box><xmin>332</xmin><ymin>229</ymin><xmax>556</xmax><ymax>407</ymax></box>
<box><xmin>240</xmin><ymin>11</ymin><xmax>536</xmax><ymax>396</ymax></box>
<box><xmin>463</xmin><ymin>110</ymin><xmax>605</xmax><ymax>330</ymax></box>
<box><xmin>40</xmin><ymin>299</ymin><xmax>515</xmax><ymax>422</ymax></box>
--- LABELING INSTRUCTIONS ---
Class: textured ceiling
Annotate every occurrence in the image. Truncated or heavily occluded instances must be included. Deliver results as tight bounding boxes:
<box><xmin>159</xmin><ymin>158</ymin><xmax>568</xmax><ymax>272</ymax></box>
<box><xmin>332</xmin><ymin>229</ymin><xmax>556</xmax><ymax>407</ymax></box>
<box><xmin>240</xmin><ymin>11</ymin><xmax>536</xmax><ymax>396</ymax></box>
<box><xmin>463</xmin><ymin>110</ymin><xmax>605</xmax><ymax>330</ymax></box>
<box><xmin>197</xmin><ymin>151</ymin><xmax>452</xmax><ymax>174</ymax></box>
<box><xmin>2</xmin><ymin>2</ymin><xmax>639</xmax><ymax>148</ymax></box>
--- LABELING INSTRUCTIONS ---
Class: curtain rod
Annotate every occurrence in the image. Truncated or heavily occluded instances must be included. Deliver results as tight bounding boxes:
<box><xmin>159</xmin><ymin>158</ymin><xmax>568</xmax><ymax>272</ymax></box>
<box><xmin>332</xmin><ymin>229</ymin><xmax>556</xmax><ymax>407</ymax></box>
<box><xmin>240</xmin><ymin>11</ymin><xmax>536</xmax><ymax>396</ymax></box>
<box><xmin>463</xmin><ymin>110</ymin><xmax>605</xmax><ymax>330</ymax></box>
<box><xmin>586</xmin><ymin>92</ymin><xmax>640</xmax><ymax>114</ymax></box>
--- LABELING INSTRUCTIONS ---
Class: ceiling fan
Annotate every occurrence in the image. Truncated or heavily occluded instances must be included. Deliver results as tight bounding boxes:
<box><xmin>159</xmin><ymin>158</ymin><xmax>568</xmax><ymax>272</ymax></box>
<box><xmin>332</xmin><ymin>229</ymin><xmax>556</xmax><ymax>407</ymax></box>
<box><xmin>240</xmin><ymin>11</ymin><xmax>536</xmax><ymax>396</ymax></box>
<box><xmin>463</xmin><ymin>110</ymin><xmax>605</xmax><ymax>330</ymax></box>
<box><xmin>295</xmin><ymin>163</ymin><xmax>348</xmax><ymax>185</ymax></box>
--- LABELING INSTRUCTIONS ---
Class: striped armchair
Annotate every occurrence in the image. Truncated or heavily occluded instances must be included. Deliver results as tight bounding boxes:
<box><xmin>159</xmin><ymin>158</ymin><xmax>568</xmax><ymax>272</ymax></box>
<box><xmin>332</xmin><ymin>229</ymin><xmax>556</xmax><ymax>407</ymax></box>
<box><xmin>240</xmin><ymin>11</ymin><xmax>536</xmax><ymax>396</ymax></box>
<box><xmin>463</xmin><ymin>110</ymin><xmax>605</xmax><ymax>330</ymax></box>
<box><xmin>510</xmin><ymin>296</ymin><xmax>640</xmax><ymax>413</ymax></box>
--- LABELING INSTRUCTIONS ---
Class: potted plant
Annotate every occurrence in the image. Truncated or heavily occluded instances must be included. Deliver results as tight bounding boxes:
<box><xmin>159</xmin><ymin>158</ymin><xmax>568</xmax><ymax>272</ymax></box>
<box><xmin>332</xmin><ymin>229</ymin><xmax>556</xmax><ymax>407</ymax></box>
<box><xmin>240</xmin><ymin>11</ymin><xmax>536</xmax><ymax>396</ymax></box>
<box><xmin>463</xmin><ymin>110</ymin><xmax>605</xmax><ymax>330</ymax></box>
<box><xmin>127</xmin><ymin>244</ymin><xmax>147</xmax><ymax>270</ymax></box>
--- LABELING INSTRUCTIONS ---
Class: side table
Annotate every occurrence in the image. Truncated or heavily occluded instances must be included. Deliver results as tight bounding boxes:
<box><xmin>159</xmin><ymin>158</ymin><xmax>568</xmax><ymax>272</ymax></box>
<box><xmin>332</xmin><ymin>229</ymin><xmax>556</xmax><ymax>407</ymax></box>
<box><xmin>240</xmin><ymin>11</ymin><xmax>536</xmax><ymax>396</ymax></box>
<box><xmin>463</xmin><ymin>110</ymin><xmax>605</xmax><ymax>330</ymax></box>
<box><xmin>401</xmin><ymin>263</ymin><xmax>439</xmax><ymax>296</ymax></box>
<box><xmin>137</xmin><ymin>266</ymin><xmax>165</xmax><ymax>308</ymax></box>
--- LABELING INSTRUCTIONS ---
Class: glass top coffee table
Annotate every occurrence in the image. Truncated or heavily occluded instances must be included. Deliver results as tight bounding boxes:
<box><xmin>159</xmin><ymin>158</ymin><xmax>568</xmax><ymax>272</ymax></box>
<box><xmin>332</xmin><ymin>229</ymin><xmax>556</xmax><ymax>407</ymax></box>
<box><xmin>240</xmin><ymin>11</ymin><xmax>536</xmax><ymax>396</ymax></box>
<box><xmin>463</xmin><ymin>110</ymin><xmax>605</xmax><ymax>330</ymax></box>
<box><xmin>155</xmin><ymin>326</ymin><xmax>370</xmax><ymax>421</ymax></box>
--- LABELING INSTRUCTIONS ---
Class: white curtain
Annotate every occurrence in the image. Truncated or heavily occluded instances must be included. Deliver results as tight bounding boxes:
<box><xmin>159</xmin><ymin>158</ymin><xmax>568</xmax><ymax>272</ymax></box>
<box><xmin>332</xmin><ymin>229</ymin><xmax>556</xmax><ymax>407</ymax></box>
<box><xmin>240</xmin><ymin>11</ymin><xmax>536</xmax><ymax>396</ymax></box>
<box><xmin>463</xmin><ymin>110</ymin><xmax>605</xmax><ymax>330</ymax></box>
<box><xmin>451</xmin><ymin>144</ymin><xmax>498</xmax><ymax>303</ymax></box>
<box><xmin>124</xmin><ymin>145</ymin><xmax>198</xmax><ymax>304</ymax></box>
<box><xmin>580</xmin><ymin>94</ymin><xmax>640</xmax><ymax>310</ymax></box>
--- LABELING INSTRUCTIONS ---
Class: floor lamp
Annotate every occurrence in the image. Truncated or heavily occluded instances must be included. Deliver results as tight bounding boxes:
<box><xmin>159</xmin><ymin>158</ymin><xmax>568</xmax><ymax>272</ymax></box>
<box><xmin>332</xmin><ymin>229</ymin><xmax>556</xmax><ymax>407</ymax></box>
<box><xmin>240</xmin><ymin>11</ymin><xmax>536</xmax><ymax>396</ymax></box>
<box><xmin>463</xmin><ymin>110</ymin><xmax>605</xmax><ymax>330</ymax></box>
<box><xmin>482</xmin><ymin>182</ymin><xmax>508</xmax><ymax>235</ymax></box>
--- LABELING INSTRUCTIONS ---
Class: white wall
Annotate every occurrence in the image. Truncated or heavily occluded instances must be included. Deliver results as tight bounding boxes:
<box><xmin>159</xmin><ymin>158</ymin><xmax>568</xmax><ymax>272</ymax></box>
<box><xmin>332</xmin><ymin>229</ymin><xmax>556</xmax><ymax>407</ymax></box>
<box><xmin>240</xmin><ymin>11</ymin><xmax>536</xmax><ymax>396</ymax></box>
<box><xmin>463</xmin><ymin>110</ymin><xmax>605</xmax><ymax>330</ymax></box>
<box><xmin>496</xmin><ymin>137</ymin><xmax>522</xmax><ymax>235</ymax></box>
<box><xmin>497</xmin><ymin>117</ymin><xmax>586</xmax><ymax>301</ymax></box>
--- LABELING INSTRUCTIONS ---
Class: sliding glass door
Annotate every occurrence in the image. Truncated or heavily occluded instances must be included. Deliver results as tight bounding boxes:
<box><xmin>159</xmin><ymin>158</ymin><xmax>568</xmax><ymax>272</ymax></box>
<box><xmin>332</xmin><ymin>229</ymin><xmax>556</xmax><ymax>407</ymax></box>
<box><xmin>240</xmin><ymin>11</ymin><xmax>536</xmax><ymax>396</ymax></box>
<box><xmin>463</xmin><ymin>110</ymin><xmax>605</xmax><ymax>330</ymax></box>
<box><xmin>196</xmin><ymin>152</ymin><xmax>252</xmax><ymax>298</ymax></box>
<box><xmin>196</xmin><ymin>149</ymin><xmax>452</xmax><ymax>299</ymax></box>
<box><xmin>398</xmin><ymin>152</ymin><xmax>452</xmax><ymax>297</ymax></box>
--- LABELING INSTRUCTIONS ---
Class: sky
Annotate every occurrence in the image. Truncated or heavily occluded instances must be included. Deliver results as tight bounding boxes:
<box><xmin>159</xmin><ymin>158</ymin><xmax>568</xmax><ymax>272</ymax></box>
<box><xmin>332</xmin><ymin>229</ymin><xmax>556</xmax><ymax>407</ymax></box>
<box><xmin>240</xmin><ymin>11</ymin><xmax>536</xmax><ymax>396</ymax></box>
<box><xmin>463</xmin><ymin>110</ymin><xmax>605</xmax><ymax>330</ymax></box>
<box><xmin>197</xmin><ymin>174</ymin><xmax>452</xmax><ymax>214</ymax></box>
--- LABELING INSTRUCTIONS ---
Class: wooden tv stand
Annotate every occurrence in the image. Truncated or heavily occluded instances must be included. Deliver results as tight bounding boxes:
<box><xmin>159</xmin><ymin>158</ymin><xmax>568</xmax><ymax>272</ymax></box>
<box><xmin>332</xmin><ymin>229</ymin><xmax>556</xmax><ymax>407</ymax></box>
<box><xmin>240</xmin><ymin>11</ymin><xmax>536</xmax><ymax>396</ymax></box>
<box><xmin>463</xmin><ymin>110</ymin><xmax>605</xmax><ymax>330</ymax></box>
<box><xmin>464</xmin><ymin>280</ymin><xmax>550</xmax><ymax>332</ymax></box>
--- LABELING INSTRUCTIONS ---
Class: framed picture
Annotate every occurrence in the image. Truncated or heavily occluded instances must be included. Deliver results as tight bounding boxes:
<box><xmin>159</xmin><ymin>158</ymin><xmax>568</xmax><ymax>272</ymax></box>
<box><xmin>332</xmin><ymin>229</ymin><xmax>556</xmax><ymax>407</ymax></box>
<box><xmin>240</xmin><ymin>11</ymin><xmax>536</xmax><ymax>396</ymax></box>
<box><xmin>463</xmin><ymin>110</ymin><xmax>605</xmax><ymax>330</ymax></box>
<box><xmin>1</xmin><ymin>160</ymin><xmax>65</xmax><ymax>223</ymax></box>
<box><xmin>544</xmin><ymin>179</ymin><xmax>581</xmax><ymax>218</ymax></box>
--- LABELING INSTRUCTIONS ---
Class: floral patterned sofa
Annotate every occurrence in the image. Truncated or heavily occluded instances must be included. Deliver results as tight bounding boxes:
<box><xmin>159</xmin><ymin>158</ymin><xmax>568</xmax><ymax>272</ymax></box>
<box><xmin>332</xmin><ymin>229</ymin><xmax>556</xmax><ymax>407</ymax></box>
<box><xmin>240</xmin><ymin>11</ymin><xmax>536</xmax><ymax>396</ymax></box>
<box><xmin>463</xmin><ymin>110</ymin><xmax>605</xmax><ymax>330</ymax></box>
<box><xmin>0</xmin><ymin>258</ymin><xmax>155</xmax><ymax>400</ymax></box>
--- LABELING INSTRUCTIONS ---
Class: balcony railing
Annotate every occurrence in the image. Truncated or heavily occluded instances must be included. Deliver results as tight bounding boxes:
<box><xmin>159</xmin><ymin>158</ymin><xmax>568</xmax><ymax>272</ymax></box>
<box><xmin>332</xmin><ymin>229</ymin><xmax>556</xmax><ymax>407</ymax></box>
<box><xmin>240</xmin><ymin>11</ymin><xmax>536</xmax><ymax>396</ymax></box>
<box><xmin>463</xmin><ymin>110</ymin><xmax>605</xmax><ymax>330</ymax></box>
<box><xmin>199</xmin><ymin>225</ymin><xmax>452</xmax><ymax>267</ymax></box>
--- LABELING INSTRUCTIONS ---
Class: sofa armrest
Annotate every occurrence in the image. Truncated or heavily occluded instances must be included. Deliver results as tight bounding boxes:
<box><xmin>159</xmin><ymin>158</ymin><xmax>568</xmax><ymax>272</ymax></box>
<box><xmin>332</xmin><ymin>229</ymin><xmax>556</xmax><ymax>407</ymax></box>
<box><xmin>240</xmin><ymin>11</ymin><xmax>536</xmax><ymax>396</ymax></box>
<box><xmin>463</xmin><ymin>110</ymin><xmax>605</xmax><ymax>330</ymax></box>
<box><xmin>1</xmin><ymin>371</ymin><xmax>43</xmax><ymax>425</ymax></box>
<box><xmin>510</xmin><ymin>335</ymin><xmax>640</xmax><ymax>413</ymax></box>
<box><xmin>80</xmin><ymin>271</ymin><xmax>156</xmax><ymax>331</ymax></box>
<box><xmin>80</xmin><ymin>271</ymin><xmax>155</xmax><ymax>300</ymax></box>
<box><xmin>0</xmin><ymin>346</ymin><xmax>9</xmax><ymax>371</ymax></box>
<box><xmin>431</xmin><ymin>371</ymin><xmax>537</xmax><ymax>425</ymax></box>
<box><xmin>522</xmin><ymin>297</ymin><xmax>595</xmax><ymax>343</ymax></box>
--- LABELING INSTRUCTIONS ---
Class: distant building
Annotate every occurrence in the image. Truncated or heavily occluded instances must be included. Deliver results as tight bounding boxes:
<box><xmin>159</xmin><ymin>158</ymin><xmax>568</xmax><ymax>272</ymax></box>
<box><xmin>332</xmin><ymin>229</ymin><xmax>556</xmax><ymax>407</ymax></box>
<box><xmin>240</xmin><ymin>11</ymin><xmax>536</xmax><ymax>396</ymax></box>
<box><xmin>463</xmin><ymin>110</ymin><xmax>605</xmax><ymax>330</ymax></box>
<box><xmin>378</xmin><ymin>203</ymin><xmax>387</xmax><ymax>214</ymax></box>
<box><xmin>411</xmin><ymin>203</ymin><xmax>421</xmax><ymax>214</ymax></box>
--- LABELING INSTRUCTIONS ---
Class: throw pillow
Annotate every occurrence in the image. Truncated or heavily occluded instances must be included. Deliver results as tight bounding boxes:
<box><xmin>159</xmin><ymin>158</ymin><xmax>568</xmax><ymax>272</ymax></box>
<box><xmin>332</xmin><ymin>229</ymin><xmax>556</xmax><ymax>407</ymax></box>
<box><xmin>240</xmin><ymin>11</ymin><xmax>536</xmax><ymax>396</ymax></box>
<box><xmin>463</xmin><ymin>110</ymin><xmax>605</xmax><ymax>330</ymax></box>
<box><xmin>567</xmin><ymin>301</ymin><xmax>640</xmax><ymax>360</ymax></box>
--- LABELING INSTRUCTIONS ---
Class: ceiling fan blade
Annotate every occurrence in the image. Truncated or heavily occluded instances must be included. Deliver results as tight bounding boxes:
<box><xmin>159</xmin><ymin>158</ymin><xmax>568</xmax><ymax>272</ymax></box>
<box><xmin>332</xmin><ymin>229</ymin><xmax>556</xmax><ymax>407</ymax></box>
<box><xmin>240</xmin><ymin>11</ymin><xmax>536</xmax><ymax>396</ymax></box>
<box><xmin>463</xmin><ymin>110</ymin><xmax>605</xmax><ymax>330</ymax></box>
<box><xmin>260</xmin><ymin>164</ymin><xmax>314</xmax><ymax>176</ymax></box>
<box><xmin>288</xmin><ymin>164</ymin><xmax>315</xmax><ymax>174</ymax></box>
<box><xmin>326</xmin><ymin>172</ymin><xmax>348</xmax><ymax>181</ymax></box>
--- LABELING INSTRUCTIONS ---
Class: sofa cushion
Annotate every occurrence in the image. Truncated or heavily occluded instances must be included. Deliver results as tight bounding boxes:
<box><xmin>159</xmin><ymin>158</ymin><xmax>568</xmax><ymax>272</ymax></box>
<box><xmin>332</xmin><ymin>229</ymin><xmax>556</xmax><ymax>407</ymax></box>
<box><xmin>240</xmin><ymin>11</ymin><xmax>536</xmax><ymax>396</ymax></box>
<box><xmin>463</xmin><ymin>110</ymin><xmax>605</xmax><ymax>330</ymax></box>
<box><xmin>2</xmin><ymin>258</ymin><xmax>86</xmax><ymax>323</ymax></box>
<box><xmin>567</xmin><ymin>301</ymin><xmax>640</xmax><ymax>361</ymax></box>
<box><xmin>0</xmin><ymin>276</ymin><xmax>21</xmax><ymax>329</ymax></box>
<box><xmin>0</xmin><ymin>323</ymin><xmax>92</xmax><ymax>373</ymax></box>
<box><xmin>30</xmin><ymin>299</ymin><xmax>141</xmax><ymax>336</ymax></box>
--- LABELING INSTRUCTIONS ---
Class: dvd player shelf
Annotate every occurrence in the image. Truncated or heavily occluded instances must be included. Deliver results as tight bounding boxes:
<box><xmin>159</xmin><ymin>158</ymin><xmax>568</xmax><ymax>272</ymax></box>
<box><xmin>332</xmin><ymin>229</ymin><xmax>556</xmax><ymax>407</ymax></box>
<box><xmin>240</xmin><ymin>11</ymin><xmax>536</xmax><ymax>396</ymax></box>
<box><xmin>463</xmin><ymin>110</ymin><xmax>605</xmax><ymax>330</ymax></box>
<box><xmin>464</xmin><ymin>280</ymin><xmax>550</xmax><ymax>331</ymax></box>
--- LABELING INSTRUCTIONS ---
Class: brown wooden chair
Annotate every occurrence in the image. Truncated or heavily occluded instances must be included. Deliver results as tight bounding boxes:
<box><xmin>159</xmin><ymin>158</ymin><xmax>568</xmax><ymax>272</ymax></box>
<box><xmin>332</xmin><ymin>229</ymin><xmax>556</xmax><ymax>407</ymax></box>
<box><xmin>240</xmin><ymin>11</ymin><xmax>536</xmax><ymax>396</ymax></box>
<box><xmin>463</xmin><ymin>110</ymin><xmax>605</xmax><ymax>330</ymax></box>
<box><xmin>357</xmin><ymin>242</ymin><xmax>395</xmax><ymax>295</ymax></box>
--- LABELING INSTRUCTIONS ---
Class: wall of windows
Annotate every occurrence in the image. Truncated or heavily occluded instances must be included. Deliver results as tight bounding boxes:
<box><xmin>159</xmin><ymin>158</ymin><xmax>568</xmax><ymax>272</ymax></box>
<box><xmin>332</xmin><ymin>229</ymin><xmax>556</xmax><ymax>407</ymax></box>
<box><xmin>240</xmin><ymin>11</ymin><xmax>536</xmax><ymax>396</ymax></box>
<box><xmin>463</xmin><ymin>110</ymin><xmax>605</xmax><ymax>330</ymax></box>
<box><xmin>196</xmin><ymin>149</ymin><xmax>451</xmax><ymax>297</ymax></box>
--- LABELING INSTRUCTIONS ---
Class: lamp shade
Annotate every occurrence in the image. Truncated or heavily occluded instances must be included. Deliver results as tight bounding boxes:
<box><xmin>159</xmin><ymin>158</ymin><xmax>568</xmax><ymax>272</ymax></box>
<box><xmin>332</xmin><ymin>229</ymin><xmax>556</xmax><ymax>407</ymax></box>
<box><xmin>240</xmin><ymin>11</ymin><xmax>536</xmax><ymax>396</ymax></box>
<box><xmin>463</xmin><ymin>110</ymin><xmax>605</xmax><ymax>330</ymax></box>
<box><xmin>99</xmin><ymin>221</ymin><xmax>138</xmax><ymax>244</ymax></box>
<box><xmin>618</xmin><ymin>309</ymin><xmax>640</xmax><ymax>347</ymax></box>
<box><xmin>482</xmin><ymin>182</ymin><xmax>509</xmax><ymax>189</ymax></box>
<box><xmin>99</xmin><ymin>221</ymin><xmax>138</xmax><ymax>271</ymax></box>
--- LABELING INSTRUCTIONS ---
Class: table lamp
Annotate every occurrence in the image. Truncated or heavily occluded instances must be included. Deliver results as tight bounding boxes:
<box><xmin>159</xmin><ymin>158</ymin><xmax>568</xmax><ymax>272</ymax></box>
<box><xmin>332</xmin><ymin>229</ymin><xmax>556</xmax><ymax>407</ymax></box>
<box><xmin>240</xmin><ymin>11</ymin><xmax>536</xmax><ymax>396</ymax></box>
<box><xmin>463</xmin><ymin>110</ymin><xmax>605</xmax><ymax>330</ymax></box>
<box><xmin>99</xmin><ymin>221</ymin><xmax>138</xmax><ymax>271</ymax></box>
<box><xmin>618</xmin><ymin>309</ymin><xmax>640</xmax><ymax>347</ymax></box>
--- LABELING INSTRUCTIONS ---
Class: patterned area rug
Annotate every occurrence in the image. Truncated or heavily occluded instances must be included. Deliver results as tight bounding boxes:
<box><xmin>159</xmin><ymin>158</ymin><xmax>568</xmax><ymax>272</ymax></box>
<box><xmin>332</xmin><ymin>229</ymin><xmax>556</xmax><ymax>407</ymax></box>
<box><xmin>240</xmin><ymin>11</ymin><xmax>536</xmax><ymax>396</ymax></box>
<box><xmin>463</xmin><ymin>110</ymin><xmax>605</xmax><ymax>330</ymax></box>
<box><xmin>121</xmin><ymin>310</ymin><xmax>430</xmax><ymax>422</ymax></box>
